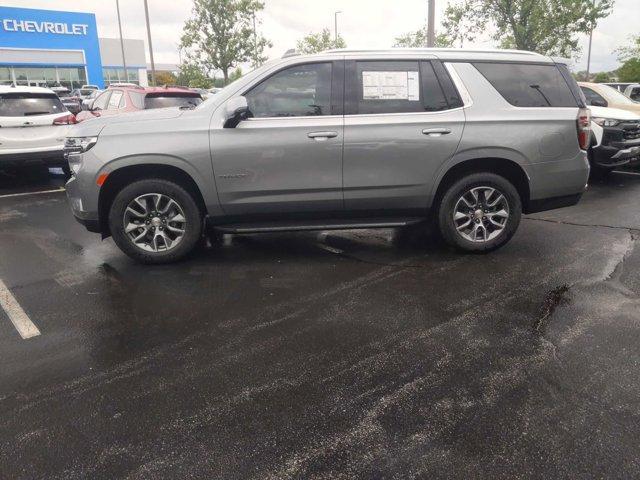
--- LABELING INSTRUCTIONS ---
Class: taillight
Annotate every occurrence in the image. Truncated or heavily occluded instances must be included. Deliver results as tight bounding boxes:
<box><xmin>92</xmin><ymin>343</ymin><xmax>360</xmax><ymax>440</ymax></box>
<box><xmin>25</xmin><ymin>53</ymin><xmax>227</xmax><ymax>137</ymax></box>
<box><xmin>53</xmin><ymin>114</ymin><xmax>78</xmax><ymax>125</ymax></box>
<box><xmin>577</xmin><ymin>108</ymin><xmax>591</xmax><ymax>151</ymax></box>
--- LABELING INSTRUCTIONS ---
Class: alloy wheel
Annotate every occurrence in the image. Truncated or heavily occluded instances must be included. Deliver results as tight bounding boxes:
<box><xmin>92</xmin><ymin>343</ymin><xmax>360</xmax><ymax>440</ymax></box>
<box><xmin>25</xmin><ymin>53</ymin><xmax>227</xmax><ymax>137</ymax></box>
<box><xmin>453</xmin><ymin>186</ymin><xmax>509</xmax><ymax>243</ymax></box>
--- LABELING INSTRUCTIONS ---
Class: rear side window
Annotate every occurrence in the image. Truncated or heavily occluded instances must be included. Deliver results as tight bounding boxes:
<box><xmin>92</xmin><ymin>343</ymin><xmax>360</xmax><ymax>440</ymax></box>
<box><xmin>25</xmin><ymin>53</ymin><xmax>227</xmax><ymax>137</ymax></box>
<box><xmin>108</xmin><ymin>90</ymin><xmax>124</xmax><ymax>109</ymax></box>
<box><xmin>347</xmin><ymin>60</ymin><xmax>451</xmax><ymax>115</ymax></box>
<box><xmin>0</xmin><ymin>93</ymin><xmax>66</xmax><ymax>116</ymax></box>
<box><xmin>629</xmin><ymin>87</ymin><xmax>640</xmax><ymax>102</ymax></box>
<box><xmin>144</xmin><ymin>93</ymin><xmax>203</xmax><ymax>110</ymax></box>
<box><xmin>474</xmin><ymin>63</ymin><xmax>578</xmax><ymax>107</ymax></box>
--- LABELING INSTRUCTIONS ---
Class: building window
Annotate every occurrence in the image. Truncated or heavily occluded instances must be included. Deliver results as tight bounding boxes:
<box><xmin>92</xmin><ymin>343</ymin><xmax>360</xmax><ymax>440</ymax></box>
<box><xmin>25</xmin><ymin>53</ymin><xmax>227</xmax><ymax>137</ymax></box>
<box><xmin>0</xmin><ymin>67</ymin><xmax>13</xmax><ymax>85</ymax></box>
<box><xmin>102</xmin><ymin>67</ymin><xmax>140</xmax><ymax>86</ymax></box>
<box><xmin>2</xmin><ymin>66</ymin><xmax>87</xmax><ymax>89</ymax></box>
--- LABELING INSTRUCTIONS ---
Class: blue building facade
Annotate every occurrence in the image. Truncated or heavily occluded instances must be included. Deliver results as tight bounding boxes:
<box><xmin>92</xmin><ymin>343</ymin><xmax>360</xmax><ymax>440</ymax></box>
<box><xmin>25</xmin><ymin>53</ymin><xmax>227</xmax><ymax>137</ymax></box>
<box><xmin>0</xmin><ymin>6</ymin><xmax>104</xmax><ymax>88</ymax></box>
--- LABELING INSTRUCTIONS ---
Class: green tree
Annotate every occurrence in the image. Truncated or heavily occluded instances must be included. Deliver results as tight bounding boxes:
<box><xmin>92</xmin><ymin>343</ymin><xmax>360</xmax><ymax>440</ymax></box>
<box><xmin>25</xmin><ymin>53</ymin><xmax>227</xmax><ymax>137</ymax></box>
<box><xmin>592</xmin><ymin>71</ymin><xmax>610</xmax><ymax>83</ymax></box>
<box><xmin>176</xmin><ymin>62</ymin><xmax>214</xmax><ymax>89</ymax></box>
<box><xmin>442</xmin><ymin>0</ymin><xmax>614</xmax><ymax>57</ymax></box>
<box><xmin>393</xmin><ymin>28</ymin><xmax>454</xmax><ymax>48</ymax></box>
<box><xmin>617</xmin><ymin>34</ymin><xmax>640</xmax><ymax>62</ymax></box>
<box><xmin>154</xmin><ymin>71</ymin><xmax>177</xmax><ymax>86</ymax></box>
<box><xmin>229</xmin><ymin>67</ymin><xmax>243</xmax><ymax>83</ymax></box>
<box><xmin>180</xmin><ymin>0</ymin><xmax>271</xmax><ymax>85</ymax></box>
<box><xmin>617</xmin><ymin>59</ymin><xmax>640</xmax><ymax>83</ymax></box>
<box><xmin>296</xmin><ymin>28</ymin><xmax>346</xmax><ymax>54</ymax></box>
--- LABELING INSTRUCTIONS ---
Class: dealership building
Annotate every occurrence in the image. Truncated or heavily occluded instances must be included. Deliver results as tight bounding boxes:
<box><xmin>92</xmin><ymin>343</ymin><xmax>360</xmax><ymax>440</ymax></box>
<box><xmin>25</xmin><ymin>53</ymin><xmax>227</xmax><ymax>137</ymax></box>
<box><xmin>0</xmin><ymin>6</ymin><xmax>149</xmax><ymax>89</ymax></box>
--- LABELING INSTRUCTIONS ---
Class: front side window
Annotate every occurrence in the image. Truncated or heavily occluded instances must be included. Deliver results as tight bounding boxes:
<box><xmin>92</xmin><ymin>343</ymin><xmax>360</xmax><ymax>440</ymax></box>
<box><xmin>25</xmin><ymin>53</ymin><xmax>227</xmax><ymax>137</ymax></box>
<box><xmin>346</xmin><ymin>60</ymin><xmax>451</xmax><ymax>115</ymax></box>
<box><xmin>92</xmin><ymin>91</ymin><xmax>111</xmax><ymax>110</ymax></box>
<box><xmin>245</xmin><ymin>62</ymin><xmax>332</xmax><ymax>118</ymax></box>
<box><xmin>474</xmin><ymin>62</ymin><xmax>578</xmax><ymax>107</ymax></box>
<box><xmin>580</xmin><ymin>86</ymin><xmax>607</xmax><ymax>107</ymax></box>
<box><xmin>0</xmin><ymin>93</ymin><xmax>66</xmax><ymax>117</ymax></box>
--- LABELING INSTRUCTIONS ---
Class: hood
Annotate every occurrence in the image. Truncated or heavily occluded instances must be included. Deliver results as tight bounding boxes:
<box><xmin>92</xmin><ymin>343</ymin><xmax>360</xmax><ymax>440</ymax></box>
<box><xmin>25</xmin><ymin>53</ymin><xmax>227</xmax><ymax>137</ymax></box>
<box><xmin>68</xmin><ymin>107</ymin><xmax>185</xmax><ymax>138</ymax></box>
<box><xmin>589</xmin><ymin>105</ymin><xmax>640</xmax><ymax>121</ymax></box>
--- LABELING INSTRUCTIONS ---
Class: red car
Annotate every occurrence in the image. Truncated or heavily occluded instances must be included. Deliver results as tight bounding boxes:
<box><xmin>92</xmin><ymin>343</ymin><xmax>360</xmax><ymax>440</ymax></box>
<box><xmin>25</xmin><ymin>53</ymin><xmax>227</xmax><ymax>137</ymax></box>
<box><xmin>75</xmin><ymin>84</ymin><xmax>203</xmax><ymax>122</ymax></box>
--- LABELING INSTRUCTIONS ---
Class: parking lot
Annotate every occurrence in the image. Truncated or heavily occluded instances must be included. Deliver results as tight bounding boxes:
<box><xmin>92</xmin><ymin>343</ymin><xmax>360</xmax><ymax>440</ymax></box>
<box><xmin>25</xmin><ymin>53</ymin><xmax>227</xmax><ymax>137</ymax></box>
<box><xmin>0</xmin><ymin>167</ymin><xmax>639</xmax><ymax>478</ymax></box>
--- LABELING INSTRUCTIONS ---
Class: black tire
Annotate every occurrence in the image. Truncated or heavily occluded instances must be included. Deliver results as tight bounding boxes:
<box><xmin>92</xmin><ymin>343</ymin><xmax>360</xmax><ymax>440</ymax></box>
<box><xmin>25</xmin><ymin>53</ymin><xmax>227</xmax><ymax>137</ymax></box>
<box><xmin>437</xmin><ymin>172</ymin><xmax>522</xmax><ymax>253</ymax></box>
<box><xmin>108</xmin><ymin>178</ymin><xmax>203</xmax><ymax>264</ymax></box>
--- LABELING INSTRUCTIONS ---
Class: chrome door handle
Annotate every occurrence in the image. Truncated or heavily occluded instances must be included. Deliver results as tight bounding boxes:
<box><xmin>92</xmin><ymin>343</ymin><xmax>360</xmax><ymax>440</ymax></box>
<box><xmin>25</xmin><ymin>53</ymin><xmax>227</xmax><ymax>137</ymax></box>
<box><xmin>307</xmin><ymin>131</ymin><xmax>338</xmax><ymax>141</ymax></box>
<box><xmin>422</xmin><ymin>128</ymin><xmax>452</xmax><ymax>137</ymax></box>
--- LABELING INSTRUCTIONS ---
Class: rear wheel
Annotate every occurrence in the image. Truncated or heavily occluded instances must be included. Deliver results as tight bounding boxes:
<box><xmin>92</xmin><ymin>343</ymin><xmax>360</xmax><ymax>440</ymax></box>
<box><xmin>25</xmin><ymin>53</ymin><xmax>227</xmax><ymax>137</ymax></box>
<box><xmin>437</xmin><ymin>172</ymin><xmax>522</xmax><ymax>253</ymax></box>
<box><xmin>108</xmin><ymin>179</ymin><xmax>203</xmax><ymax>264</ymax></box>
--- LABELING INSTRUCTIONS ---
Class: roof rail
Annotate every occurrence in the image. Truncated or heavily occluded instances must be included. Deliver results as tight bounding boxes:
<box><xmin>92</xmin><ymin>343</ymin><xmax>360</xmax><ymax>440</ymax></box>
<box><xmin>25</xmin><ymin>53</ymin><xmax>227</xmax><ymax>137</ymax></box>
<box><xmin>323</xmin><ymin>47</ymin><xmax>543</xmax><ymax>56</ymax></box>
<box><xmin>282</xmin><ymin>49</ymin><xmax>298</xmax><ymax>58</ymax></box>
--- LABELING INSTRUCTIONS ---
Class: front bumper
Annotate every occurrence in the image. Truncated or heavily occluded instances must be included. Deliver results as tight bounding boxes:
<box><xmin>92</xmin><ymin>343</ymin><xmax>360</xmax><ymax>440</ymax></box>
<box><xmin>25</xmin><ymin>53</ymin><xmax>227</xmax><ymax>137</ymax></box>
<box><xmin>0</xmin><ymin>148</ymin><xmax>66</xmax><ymax>167</ymax></box>
<box><xmin>591</xmin><ymin>138</ymin><xmax>640</xmax><ymax>168</ymax></box>
<box><xmin>65</xmin><ymin>173</ymin><xmax>101</xmax><ymax>233</ymax></box>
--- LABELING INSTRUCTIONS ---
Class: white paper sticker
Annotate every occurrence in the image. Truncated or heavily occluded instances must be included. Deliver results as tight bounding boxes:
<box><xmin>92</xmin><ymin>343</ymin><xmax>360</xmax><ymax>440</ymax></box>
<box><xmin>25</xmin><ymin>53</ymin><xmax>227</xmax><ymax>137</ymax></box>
<box><xmin>362</xmin><ymin>71</ymin><xmax>420</xmax><ymax>101</ymax></box>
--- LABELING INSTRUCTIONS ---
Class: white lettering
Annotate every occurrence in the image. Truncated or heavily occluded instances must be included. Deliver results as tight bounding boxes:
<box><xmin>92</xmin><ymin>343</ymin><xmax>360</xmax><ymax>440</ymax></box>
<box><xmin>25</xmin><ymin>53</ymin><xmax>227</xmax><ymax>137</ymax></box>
<box><xmin>0</xmin><ymin>18</ymin><xmax>89</xmax><ymax>35</ymax></box>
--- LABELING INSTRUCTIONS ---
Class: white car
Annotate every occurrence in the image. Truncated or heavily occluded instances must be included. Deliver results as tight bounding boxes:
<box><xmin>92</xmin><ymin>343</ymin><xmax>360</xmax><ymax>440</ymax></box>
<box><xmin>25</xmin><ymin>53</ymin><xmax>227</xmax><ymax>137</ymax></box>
<box><xmin>588</xmin><ymin>104</ymin><xmax>640</xmax><ymax>174</ymax></box>
<box><xmin>0</xmin><ymin>85</ymin><xmax>76</xmax><ymax>171</ymax></box>
<box><xmin>81</xmin><ymin>89</ymin><xmax>103</xmax><ymax>110</ymax></box>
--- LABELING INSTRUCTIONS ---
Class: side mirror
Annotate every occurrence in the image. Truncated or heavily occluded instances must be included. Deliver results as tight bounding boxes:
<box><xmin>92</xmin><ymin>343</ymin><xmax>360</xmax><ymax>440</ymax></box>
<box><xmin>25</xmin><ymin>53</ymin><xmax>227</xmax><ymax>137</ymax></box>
<box><xmin>591</xmin><ymin>99</ymin><xmax>607</xmax><ymax>107</ymax></box>
<box><xmin>223</xmin><ymin>96</ymin><xmax>250</xmax><ymax>128</ymax></box>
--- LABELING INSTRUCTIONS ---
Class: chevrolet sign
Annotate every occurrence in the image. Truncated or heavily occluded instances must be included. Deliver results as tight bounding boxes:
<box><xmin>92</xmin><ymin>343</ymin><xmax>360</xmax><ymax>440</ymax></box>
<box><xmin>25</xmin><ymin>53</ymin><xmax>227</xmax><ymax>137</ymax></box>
<box><xmin>1</xmin><ymin>19</ymin><xmax>89</xmax><ymax>35</ymax></box>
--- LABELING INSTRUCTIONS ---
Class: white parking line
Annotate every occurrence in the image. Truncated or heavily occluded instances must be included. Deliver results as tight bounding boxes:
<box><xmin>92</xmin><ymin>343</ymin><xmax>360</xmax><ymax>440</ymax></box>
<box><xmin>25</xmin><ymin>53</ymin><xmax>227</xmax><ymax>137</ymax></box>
<box><xmin>0</xmin><ymin>188</ymin><xmax>65</xmax><ymax>199</ymax></box>
<box><xmin>615</xmin><ymin>171</ymin><xmax>640</xmax><ymax>177</ymax></box>
<box><xmin>0</xmin><ymin>277</ymin><xmax>40</xmax><ymax>339</ymax></box>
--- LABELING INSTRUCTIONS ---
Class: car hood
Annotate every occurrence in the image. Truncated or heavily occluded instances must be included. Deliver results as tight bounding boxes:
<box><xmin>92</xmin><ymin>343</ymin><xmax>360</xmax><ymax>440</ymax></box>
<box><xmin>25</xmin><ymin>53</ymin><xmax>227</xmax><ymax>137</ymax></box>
<box><xmin>589</xmin><ymin>105</ymin><xmax>640</xmax><ymax>121</ymax></box>
<box><xmin>67</xmin><ymin>107</ymin><xmax>185</xmax><ymax>137</ymax></box>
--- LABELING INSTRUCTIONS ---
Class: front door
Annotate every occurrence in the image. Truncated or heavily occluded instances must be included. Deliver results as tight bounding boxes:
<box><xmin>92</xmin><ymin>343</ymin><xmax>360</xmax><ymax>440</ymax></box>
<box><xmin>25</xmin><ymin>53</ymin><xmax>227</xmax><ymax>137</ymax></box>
<box><xmin>210</xmin><ymin>61</ymin><xmax>344</xmax><ymax>217</ymax></box>
<box><xmin>343</xmin><ymin>59</ymin><xmax>465</xmax><ymax>212</ymax></box>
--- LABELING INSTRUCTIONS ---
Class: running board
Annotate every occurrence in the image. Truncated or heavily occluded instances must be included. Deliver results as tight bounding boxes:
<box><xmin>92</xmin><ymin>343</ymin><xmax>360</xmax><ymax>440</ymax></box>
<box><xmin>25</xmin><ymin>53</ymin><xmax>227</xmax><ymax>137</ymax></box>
<box><xmin>212</xmin><ymin>217</ymin><xmax>424</xmax><ymax>234</ymax></box>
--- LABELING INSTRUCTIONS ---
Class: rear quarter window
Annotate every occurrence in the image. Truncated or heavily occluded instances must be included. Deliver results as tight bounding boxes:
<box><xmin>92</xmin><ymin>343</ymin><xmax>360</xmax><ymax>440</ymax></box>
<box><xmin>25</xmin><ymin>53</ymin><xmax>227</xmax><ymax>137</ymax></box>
<box><xmin>0</xmin><ymin>93</ymin><xmax>66</xmax><ymax>116</ymax></box>
<box><xmin>474</xmin><ymin>62</ymin><xmax>578</xmax><ymax>107</ymax></box>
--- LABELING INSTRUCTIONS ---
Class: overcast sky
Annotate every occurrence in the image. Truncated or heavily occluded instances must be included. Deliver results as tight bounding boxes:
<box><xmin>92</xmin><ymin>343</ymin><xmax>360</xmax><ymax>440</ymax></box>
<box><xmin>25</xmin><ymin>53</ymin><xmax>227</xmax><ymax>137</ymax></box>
<box><xmin>4</xmin><ymin>0</ymin><xmax>638</xmax><ymax>73</ymax></box>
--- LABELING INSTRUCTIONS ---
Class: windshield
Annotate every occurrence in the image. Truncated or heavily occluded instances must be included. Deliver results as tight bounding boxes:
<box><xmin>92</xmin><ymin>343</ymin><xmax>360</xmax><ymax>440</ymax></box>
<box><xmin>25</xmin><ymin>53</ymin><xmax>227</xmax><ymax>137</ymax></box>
<box><xmin>144</xmin><ymin>94</ymin><xmax>203</xmax><ymax>109</ymax></box>
<box><xmin>0</xmin><ymin>93</ymin><xmax>66</xmax><ymax>116</ymax></box>
<box><xmin>600</xmin><ymin>84</ymin><xmax>640</xmax><ymax>104</ymax></box>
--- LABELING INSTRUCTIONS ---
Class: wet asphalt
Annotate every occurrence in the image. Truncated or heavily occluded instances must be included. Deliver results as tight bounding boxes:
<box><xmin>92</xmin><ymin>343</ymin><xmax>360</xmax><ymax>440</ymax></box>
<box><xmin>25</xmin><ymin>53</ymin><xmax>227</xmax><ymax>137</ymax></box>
<box><xmin>1</xmin><ymin>168</ymin><xmax>640</xmax><ymax>479</ymax></box>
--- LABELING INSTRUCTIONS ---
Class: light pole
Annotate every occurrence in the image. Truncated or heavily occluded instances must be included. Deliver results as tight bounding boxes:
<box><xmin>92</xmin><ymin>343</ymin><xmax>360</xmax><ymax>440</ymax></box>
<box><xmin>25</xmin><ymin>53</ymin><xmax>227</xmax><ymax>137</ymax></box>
<box><xmin>585</xmin><ymin>0</ymin><xmax>596</xmax><ymax>81</ymax></box>
<box><xmin>334</xmin><ymin>11</ymin><xmax>341</xmax><ymax>42</ymax></box>
<box><xmin>115</xmin><ymin>0</ymin><xmax>128</xmax><ymax>81</ymax></box>
<box><xmin>143</xmin><ymin>0</ymin><xmax>156</xmax><ymax>86</ymax></box>
<box><xmin>427</xmin><ymin>0</ymin><xmax>435</xmax><ymax>48</ymax></box>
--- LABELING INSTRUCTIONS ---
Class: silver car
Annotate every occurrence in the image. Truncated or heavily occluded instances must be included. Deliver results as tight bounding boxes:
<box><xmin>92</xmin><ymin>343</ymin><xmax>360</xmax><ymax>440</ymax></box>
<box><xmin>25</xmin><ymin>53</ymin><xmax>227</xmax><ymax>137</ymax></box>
<box><xmin>65</xmin><ymin>49</ymin><xmax>590</xmax><ymax>264</ymax></box>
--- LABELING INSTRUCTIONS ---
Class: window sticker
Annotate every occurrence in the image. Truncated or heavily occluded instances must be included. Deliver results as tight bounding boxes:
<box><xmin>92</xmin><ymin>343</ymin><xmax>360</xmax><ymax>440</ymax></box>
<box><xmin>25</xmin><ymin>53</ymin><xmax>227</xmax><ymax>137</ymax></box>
<box><xmin>362</xmin><ymin>71</ymin><xmax>420</xmax><ymax>101</ymax></box>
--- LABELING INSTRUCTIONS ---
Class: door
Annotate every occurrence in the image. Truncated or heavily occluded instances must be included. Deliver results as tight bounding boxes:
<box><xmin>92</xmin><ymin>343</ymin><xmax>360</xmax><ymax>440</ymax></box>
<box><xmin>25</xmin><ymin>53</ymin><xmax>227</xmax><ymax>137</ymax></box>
<box><xmin>76</xmin><ymin>90</ymin><xmax>113</xmax><ymax>122</ymax></box>
<box><xmin>211</xmin><ymin>61</ymin><xmax>344</xmax><ymax>216</ymax></box>
<box><xmin>343</xmin><ymin>59</ymin><xmax>465</xmax><ymax>212</ymax></box>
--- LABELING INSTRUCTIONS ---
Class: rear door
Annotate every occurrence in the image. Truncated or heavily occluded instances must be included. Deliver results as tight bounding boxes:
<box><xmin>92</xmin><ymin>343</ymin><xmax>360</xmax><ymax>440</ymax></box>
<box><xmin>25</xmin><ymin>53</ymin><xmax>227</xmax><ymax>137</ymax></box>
<box><xmin>343</xmin><ymin>58</ymin><xmax>465</xmax><ymax>212</ymax></box>
<box><xmin>0</xmin><ymin>92</ymin><xmax>69</xmax><ymax>152</ymax></box>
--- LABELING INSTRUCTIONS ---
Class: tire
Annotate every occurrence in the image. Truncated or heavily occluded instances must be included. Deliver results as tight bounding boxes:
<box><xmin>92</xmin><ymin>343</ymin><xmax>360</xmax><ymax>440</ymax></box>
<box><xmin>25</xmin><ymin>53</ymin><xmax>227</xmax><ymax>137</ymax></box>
<box><xmin>437</xmin><ymin>172</ymin><xmax>522</xmax><ymax>253</ymax></box>
<box><xmin>108</xmin><ymin>178</ymin><xmax>203</xmax><ymax>264</ymax></box>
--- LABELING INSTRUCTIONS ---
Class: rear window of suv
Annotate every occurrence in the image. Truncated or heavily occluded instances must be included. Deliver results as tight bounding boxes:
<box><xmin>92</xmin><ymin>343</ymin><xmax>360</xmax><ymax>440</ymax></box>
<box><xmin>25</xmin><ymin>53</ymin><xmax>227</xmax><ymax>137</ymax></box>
<box><xmin>0</xmin><ymin>92</ymin><xmax>66</xmax><ymax>117</ymax></box>
<box><xmin>474</xmin><ymin>63</ymin><xmax>578</xmax><ymax>107</ymax></box>
<box><xmin>143</xmin><ymin>93</ymin><xmax>203</xmax><ymax>110</ymax></box>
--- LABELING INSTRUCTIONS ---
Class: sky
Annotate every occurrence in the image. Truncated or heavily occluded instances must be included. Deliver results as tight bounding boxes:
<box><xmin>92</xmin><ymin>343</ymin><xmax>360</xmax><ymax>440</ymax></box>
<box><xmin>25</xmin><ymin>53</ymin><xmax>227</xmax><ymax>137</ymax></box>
<box><xmin>3</xmin><ymin>0</ymin><xmax>638</xmax><ymax>73</ymax></box>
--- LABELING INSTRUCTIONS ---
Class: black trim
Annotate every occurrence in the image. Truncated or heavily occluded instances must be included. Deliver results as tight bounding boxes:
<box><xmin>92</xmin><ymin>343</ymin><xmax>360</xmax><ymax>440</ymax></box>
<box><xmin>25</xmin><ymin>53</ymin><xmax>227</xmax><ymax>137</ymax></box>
<box><xmin>330</xmin><ymin>60</ymin><xmax>345</xmax><ymax>116</ymax></box>
<box><xmin>344</xmin><ymin>60</ymin><xmax>358</xmax><ymax>115</ymax></box>
<box><xmin>526</xmin><ymin>193</ymin><xmax>583</xmax><ymax>214</ymax></box>
<box><xmin>0</xmin><ymin>150</ymin><xmax>66</xmax><ymax>167</ymax></box>
<box><xmin>557</xmin><ymin>64</ymin><xmax>587</xmax><ymax>108</ymax></box>
<box><xmin>73</xmin><ymin>215</ymin><xmax>102</xmax><ymax>233</ymax></box>
<box><xmin>431</xmin><ymin>60</ymin><xmax>463</xmax><ymax>108</ymax></box>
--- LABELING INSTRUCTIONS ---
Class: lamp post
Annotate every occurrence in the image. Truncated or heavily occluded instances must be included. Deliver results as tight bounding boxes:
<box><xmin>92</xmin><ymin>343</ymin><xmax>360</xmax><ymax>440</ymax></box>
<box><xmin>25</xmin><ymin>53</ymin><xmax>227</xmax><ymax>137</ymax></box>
<box><xmin>144</xmin><ymin>0</ymin><xmax>156</xmax><ymax>86</ymax></box>
<box><xmin>115</xmin><ymin>0</ymin><xmax>128</xmax><ymax>81</ymax></box>
<box><xmin>427</xmin><ymin>0</ymin><xmax>435</xmax><ymax>47</ymax></box>
<box><xmin>334</xmin><ymin>11</ymin><xmax>341</xmax><ymax>42</ymax></box>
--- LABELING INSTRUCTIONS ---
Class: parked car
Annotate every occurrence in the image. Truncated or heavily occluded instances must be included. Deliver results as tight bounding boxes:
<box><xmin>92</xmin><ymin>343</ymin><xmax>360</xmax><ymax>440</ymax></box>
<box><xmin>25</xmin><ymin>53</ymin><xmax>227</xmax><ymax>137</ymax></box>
<box><xmin>579</xmin><ymin>82</ymin><xmax>640</xmax><ymax>115</ymax></box>
<box><xmin>623</xmin><ymin>84</ymin><xmax>640</xmax><ymax>102</ymax></box>
<box><xmin>65</xmin><ymin>48</ymin><xmax>590</xmax><ymax>264</ymax></box>
<box><xmin>51</xmin><ymin>86</ymin><xmax>82</xmax><ymax>115</ymax></box>
<box><xmin>81</xmin><ymin>84</ymin><xmax>99</xmax><ymax>91</ymax></box>
<box><xmin>603</xmin><ymin>82</ymin><xmax>634</xmax><ymax>93</ymax></box>
<box><xmin>75</xmin><ymin>85</ymin><xmax>203</xmax><ymax>122</ymax></box>
<box><xmin>588</xmin><ymin>105</ymin><xmax>640</xmax><ymax>176</ymax></box>
<box><xmin>81</xmin><ymin>89</ymin><xmax>103</xmax><ymax>111</ymax></box>
<box><xmin>0</xmin><ymin>85</ymin><xmax>76</xmax><ymax>172</ymax></box>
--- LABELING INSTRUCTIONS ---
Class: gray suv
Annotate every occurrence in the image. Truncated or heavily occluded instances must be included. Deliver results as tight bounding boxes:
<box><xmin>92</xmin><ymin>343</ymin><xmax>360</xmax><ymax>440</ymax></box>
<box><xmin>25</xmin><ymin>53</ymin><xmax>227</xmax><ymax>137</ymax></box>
<box><xmin>65</xmin><ymin>49</ymin><xmax>590</xmax><ymax>264</ymax></box>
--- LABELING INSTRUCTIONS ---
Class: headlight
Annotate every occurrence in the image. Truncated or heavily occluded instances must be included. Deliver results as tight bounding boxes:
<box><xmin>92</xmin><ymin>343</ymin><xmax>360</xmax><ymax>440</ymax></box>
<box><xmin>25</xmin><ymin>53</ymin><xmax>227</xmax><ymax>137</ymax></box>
<box><xmin>63</xmin><ymin>136</ymin><xmax>98</xmax><ymax>158</ymax></box>
<box><xmin>592</xmin><ymin>118</ymin><xmax>620</xmax><ymax>127</ymax></box>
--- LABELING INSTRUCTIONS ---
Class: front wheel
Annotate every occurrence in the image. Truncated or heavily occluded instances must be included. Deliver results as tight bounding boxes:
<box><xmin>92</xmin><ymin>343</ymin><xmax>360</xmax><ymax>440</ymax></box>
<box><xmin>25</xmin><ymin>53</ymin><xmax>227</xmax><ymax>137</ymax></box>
<box><xmin>108</xmin><ymin>179</ymin><xmax>203</xmax><ymax>264</ymax></box>
<box><xmin>437</xmin><ymin>172</ymin><xmax>522</xmax><ymax>253</ymax></box>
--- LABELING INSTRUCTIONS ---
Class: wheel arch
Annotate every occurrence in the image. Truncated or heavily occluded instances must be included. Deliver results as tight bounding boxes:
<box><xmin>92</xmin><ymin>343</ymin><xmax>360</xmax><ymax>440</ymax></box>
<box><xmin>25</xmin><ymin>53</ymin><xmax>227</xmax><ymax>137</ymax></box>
<box><xmin>98</xmin><ymin>163</ymin><xmax>209</xmax><ymax>237</ymax></box>
<box><xmin>431</xmin><ymin>155</ymin><xmax>531</xmax><ymax>214</ymax></box>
